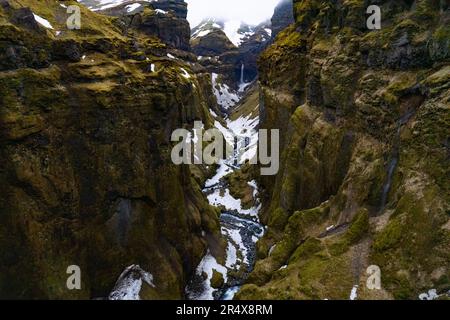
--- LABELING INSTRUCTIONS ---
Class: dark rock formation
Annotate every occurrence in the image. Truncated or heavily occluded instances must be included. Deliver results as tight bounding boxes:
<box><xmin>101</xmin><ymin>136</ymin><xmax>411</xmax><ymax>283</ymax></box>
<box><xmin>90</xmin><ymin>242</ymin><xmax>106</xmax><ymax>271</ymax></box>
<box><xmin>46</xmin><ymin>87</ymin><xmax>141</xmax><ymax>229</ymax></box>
<box><xmin>131</xmin><ymin>7</ymin><xmax>191</xmax><ymax>51</ymax></box>
<box><xmin>153</xmin><ymin>0</ymin><xmax>188</xmax><ymax>19</ymax></box>
<box><xmin>0</xmin><ymin>0</ymin><xmax>222</xmax><ymax>299</ymax></box>
<box><xmin>237</xmin><ymin>23</ymin><xmax>272</xmax><ymax>83</ymax></box>
<box><xmin>271</xmin><ymin>0</ymin><xmax>294</xmax><ymax>38</ymax></box>
<box><xmin>192</xmin><ymin>28</ymin><xmax>236</xmax><ymax>56</ymax></box>
<box><xmin>82</xmin><ymin>0</ymin><xmax>191</xmax><ymax>50</ymax></box>
<box><xmin>237</xmin><ymin>0</ymin><xmax>450</xmax><ymax>300</ymax></box>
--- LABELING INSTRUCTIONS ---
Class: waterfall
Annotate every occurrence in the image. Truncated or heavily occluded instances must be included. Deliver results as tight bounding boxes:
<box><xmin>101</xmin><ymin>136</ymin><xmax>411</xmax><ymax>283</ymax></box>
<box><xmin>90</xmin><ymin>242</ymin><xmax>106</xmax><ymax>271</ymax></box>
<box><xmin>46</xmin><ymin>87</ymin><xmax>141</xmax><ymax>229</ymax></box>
<box><xmin>379</xmin><ymin>108</ymin><xmax>416</xmax><ymax>213</ymax></box>
<box><xmin>379</xmin><ymin>156</ymin><xmax>398</xmax><ymax>211</ymax></box>
<box><xmin>240</xmin><ymin>63</ymin><xmax>244</xmax><ymax>84</ymax></box>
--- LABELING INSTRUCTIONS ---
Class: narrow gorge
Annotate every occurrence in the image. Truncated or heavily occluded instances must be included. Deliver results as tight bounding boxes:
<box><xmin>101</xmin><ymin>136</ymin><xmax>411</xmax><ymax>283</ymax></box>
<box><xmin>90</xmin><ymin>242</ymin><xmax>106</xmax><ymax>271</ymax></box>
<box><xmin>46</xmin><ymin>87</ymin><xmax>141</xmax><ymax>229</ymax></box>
<box><xmin>0</xmin><ymin>0</ymin><xmax>449</xmax><ymax>301</ymax></box>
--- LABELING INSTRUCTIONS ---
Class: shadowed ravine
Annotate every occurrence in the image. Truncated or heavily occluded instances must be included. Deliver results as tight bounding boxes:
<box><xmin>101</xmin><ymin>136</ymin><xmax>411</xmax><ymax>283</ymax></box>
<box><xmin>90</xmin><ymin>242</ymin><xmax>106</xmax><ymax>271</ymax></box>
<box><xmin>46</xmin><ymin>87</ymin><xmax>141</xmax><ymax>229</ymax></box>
<box><xmin>186</xmin><ymin>94</ymin><xmax>264</xmax><ymax>300</ymax></box>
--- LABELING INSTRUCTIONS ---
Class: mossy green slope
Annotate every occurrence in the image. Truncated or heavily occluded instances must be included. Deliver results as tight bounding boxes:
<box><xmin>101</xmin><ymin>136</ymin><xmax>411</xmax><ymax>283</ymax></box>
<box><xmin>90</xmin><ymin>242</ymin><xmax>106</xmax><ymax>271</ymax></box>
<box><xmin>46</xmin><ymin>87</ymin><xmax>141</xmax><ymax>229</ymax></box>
<box><xmin>0</xmin><ymin>0</ymin><xmax>223</xmax><ymax>299</ymax></box>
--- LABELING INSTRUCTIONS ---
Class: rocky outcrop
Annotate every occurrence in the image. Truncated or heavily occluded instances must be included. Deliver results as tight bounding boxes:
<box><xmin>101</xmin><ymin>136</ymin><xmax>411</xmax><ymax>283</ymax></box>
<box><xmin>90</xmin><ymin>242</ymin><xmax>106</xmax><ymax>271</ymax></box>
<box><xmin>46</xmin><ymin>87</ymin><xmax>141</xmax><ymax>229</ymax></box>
<box><xmin>131</xmin><ymin>7</ymin><xmax>191</xmax><ymax>50</ymax></box>
<box><xmin>192</xmin><ymin>28</ymin><xmax>236</xmax><ymax>56</ymax></box>
<box><xmin>152</xmin><ymin>0</ymin><xmax>188</xmax><ymax>19</ymax></box>
<box><xmin>237</xmin><ymin>0</ymin><xmax>450</xmax><ymax>300</ymax></box>
<box><xmin>0</xmin><ymin>0</ymin><xmax>222</xmax><ymax>299</ymax></box>
<box><xmin>271</xmin><ymin>0</ymin><xmax>294</xmax><ymax>38</ymax></box>
<box><xmin>87</xmin><ymin>1</ymin><xmax>191</xmax><ymax>50</ymax></box>
<box><xmin>80</xmin><ymin>0</ymin><xmax>188</xmax><ymax>19</ymax></box>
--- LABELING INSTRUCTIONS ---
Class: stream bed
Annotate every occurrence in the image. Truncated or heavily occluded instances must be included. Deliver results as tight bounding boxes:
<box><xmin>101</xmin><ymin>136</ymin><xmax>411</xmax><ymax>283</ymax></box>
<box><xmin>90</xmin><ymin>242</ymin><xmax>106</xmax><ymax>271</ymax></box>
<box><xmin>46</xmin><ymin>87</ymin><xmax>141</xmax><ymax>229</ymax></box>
<box><xmin>186</xmin><ymin>111</ymin><xmax>264</xmax><ymax>300</ymax></box>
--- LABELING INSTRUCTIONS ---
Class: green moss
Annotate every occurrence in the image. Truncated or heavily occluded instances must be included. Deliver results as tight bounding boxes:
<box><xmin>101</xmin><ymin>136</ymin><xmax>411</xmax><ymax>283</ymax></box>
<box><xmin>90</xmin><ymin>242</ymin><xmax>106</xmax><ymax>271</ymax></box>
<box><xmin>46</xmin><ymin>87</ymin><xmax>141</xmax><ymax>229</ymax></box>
<box><xmin>210</xmin><ymin>270</ymin><xmax>225</xmax><ymax>289</ymax></box>
<box><xmin>414</xmin><ymin>0</ymin><xmax>440</xmax><ymax>21</ymax></box>
<box><xmin>268</xmin><ymin>207</ymin><xmax>290</xmax><ymax>230</ymax></box>
<box><xmin>382</xmin><ymin>73</ymin><xmax>417</xmax><ymax>106</ymax></box>
<box><xmin>373</xmin><ymin>217</ymin><xmax>404</xmax><ymax>252</ymax></box>
<box><xmin>289</xmin><ymin>238</ymin><xmax>323</xmax><ymax>264</ymax></box>
<box><xmin>345</xmin><ymin>208</ymin><xmax>370</xmax><ymax>244</ymax></box>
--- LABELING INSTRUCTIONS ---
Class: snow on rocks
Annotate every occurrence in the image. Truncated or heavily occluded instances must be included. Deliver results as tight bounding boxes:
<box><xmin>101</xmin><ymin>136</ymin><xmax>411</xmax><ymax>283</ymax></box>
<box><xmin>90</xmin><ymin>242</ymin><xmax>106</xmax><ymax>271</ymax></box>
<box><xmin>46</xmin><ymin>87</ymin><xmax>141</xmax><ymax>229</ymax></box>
<box><xmin>125</xmin><ymin>3</ymin><xmax>142</xmax><ymax>13</ymax></box>
<box><xmin>186</xmin><ymin>252</ymin><xmax>228</xmax><ymax>300</ymax></box>
<box><xmin>223</xmin><ymin>21</ymin><xmax>252</xmax><ymax>47</ymax></box>
<box><xmin>419</xmin><ymin>288</ymin><xmax>450</xmax><ymax>300</ymax></box>
<box><xmin>207</xmin><ymin>187</ymin><xmax>261</xmax><ymax>218</ymax></box>
<box><xmin>268</xmin><ymin>244</ymin><xmax>277</xmax><ymax>257</ymax></box>
<box><xmin>225</xmin><ymin>241</ymin><xmax>238</xmax><ymax>268</ymax></box>
<box><xmin>350</xmin><ymin>285</ymin><xmax>359</xmax><ymax>300</ymax></box>
<box><xmin>180</xmin><ymin>67</ymin><xmax>191</xmax><ymax>79</ymax></box>
<box><xmin>78</xmin><ymin>0</ymin><xmax>156</xmax><ymax>12</ymax></box>
<box><xmin>212</xmin><ymin>73</ymin><xmax>239</xmax><ymax>110</ymax></box>
<box><xmin>222</xmin><ymin>226</ymin><xmax>248</xmax><ymax>265</ymax></box>
<box><xmin>248</xmin><ymin>180</ymin><xmax>259</xmax><ymax>198</ymax></box>
<box><xmin>109</xmin><ymin>265</ymin><xmax>155</xmax><ymax>300</ymax></box>
<box><xmin>193</xmin><ymin>29</ymin><xmax>212</xmax><ymax>39</ymax></box>
<box><xmin>32</xmin><ymin>13</ymin><xmax>54</xmax><ymax>29</ymax></box>
<box><xmin>204</xmin><ymin>159</ymin><xmax>233</xmax><ymax>188</ymax></box>
<box><xmin>209</xmin><ymin>109</ymin><xmax>218</xmax><ymax>118</ymax></box>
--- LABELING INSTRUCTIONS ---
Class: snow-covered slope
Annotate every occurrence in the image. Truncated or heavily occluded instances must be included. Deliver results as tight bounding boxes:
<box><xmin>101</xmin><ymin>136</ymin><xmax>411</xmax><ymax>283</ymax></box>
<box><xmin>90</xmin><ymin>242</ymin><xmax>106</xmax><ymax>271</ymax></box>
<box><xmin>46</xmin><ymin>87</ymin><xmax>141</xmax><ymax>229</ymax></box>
<box><xmin>77</xmin><ymin>0</ymin><xmax>156</xmax><ymax>11</ymax></box>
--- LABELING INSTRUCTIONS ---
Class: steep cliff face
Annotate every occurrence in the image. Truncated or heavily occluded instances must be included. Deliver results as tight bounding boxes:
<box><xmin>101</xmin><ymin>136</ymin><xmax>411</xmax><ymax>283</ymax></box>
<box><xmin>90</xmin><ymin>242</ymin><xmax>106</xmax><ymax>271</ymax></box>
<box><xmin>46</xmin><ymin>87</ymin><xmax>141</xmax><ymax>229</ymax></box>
<box><xmin>271</xmin><ymin>0</ymin><xmax>294</xmax><ymax>38</ymax></box>
<box><xmin>238</xmin><ymin>0</ymin><xmax>449</xmax><ymax>300</ymax></box>
<box><xmin>0</xmin><ymin>0</ymin><xmax>222</xmax><ymax>299</ymax></box>
<box><xmin>89</xmin><ymin>0</ymin><xmax>191</xmax><ymax>50</ymax></box>
<box><xmin>192</xmin><ymin>28</ymin><xmax>236</xmax><ymax>56</ymax></box>
<box><xmin>191</xmin><ymin>18</ymin><xmax>272</xmax><ymax>90</ymax></box>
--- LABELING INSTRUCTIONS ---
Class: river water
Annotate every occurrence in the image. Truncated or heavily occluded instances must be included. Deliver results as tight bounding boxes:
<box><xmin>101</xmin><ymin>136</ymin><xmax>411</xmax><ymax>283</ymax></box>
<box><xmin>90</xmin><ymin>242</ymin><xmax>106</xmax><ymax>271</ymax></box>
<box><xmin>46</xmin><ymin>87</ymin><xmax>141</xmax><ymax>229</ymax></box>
<box><xmin>186</xmin><ymin>110</ymin><xmax>264</xmax><ymax>300</ymax></box>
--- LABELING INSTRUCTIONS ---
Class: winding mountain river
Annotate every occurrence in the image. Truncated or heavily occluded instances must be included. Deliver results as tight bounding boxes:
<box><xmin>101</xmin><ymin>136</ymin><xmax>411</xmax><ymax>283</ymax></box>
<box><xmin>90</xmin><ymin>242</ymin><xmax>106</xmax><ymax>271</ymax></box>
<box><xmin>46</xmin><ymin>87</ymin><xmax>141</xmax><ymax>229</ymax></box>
<box><xmin>186</xmin><ymin>98</ymin><xmax>264</xmax><ymax>300</ymax></box>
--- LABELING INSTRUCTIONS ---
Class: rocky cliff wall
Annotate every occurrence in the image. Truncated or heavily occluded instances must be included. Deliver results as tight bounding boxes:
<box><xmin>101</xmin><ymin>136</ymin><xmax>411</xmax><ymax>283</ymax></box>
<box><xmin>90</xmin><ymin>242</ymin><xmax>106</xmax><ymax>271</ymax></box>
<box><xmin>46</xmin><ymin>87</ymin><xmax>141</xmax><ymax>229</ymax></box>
<box><xmin>0</xmin><ymin>0</ymin><xmax>222</xmax><ymax>299</ymax></box>
<box><xmin>238</xmin><ymin>0</ymin><xmax>449</xmax><ymax>300</ymax></box>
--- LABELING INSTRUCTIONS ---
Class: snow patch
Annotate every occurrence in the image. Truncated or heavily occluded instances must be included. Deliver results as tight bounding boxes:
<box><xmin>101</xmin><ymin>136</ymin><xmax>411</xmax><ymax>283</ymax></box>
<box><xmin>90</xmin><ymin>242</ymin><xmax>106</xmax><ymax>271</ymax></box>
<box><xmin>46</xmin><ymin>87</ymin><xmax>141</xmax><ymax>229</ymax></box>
<box><xmin>350</xmin><ymin>285</ymin><xmax>359</xmax><ymax>300</ymax></box>
<box><xmin>211</xmin><ymin>73</ymin><xmax>239</xmax><ymax>110</ymax></box>
<box><xmin>209</xmin><ymin>109</ymin><xmax>218</xmax><ymax>118</ymax></box>
<box><xmin>187</xmin><ymin>252</ymin><xmax>228</xmax><ymax>300</ymax></box>
<box><xmin>109</xmin><ymin>265</ymin><xmax>155</xmax><ymax>301</ymax></box>
<box><xmin>79</xmin><ymin>0</ymin><xmax>156</xmax><ymax>12</ymax></box>
<box><xmin>180</xmin><ymin>67</ymin><xmax>191</xmax><ymax>79</ymax></box>
<box><xmin>32</xmin><ymin>13</ymin><xmax>54</xmax><ymax>29</ymax></box>
<box><xmin>268</xmin><ymin>244</ymin><xmax>276</xmax><ymax>257</ymax></box>
<box><xmin>225</xmin><ymin>242</ymin><xmax>238</xmax><ymax>268</ymax></box>
<box><xmin>223</xmin><ymin>21</ymin><xmax>255</xmax><ymax>46</ymax></box>
<box><xmin>193</xmin><ymin>29</ymin><xmax>212</xmax><ymax>38</ymax></box>
<box><xmin>125</xmin><ymin>3</ymin><xmax>142</xmax><ymax>12</ymax></box>
<box><xmin>419</xmin><ymin>289</ymin><xmax>448</xmax><ymax>300</ymax></box>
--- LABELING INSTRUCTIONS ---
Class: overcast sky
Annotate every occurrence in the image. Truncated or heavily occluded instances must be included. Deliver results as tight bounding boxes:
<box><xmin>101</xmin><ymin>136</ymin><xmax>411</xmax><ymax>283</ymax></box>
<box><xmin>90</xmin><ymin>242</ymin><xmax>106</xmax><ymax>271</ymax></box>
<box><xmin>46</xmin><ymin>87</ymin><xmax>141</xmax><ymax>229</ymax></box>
<box><xmin>185</xmin><ymin>0</ymin><xmax>281</xmax><ymax>27</ymax></box>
